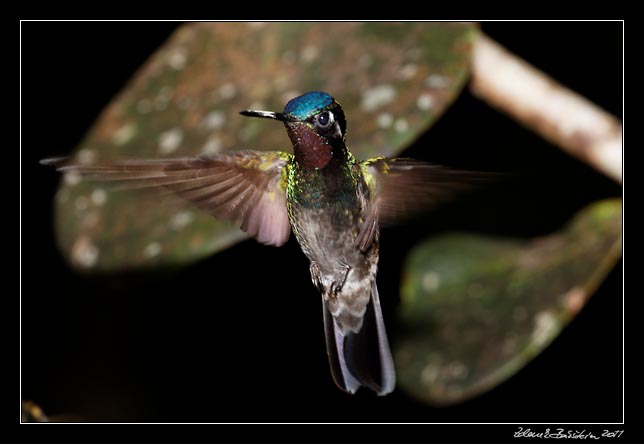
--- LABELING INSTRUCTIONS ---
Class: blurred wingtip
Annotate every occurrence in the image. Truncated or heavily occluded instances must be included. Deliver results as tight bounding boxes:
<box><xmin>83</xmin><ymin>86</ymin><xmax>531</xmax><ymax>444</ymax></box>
<box><xmin>39</xmin><ymin>157</ymin><xmax>68</xmax><ymax>168</ymax></box>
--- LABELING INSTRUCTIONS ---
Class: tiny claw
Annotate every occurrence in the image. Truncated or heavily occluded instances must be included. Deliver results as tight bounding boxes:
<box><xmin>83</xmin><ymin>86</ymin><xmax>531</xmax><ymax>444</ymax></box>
<box><xmin>310</xmin><ymin>261</ymin><xmax>322</xmax><ymax>291</ymax></box>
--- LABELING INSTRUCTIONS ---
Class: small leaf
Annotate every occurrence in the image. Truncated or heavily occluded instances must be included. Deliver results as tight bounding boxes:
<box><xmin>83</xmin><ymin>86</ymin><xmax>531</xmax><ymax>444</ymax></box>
<box><xmin>395</xmin><ymin>199</ymin><xmax>622</xmax><ymax>405</ymax></box>
<box><xmin>53</xmin><ymin>22</ymin><xmax>476</xmax><ymax>271</ymax></box>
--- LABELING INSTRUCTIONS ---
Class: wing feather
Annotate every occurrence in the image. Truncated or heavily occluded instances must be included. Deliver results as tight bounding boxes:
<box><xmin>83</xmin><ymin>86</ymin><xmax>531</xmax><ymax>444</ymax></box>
<box><xmin>358</xmin><ymin>157</ymin><xmax>491</xmax><ymax>249</ymax></box>
<box><xmin>42</xmin><ymin>151</ymin><xmax>293</xmax><ymax>247</ymax></box>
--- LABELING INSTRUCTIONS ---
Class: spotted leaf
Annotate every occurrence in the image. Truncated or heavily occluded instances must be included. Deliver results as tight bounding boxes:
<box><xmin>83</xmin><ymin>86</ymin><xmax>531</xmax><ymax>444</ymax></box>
<box><xmin>395</xmin><ymin>199</ymin><xmax>622</xmax><ymax>405</ymax></box>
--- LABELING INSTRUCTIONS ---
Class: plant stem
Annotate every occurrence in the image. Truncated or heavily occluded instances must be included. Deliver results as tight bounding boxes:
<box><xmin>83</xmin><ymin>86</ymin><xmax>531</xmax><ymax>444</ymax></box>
<box><xmin>470</xmin><ymin>33</ymin><xmax>622</xmax><ymax>184</ymax></box>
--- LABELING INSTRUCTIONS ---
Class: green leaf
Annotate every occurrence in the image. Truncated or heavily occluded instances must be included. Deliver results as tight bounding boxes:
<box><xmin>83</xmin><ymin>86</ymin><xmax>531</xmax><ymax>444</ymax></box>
<box><xmin>53</xmin><ymin>22</ymin><xmax>476</xmax><ymax>271</ymax></box>
<box><xmin>395</xmin><ymin>199</ymin><xmax>622</xmax><ymax>405</ymax></box>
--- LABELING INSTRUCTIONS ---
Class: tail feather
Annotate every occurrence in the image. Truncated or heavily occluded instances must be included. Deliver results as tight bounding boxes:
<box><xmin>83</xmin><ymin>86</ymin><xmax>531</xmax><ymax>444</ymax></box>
<box><xmin>324</xmin><ymin>308</ymin><xmax>361</xmax><ymax>394</ymax></box>
<box><xmin>322</xmin><ymin>283</ymin><xmax>396</xmax><ymax>395</ymax></box>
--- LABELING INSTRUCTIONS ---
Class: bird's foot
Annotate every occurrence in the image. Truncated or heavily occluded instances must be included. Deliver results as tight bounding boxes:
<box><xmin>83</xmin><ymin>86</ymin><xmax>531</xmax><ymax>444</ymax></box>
<box><xmin>330</xmin><ymin>264</ymin><xmax>351</xmax><ymax>297</ymax></box>
<box><xmin>310</xmin><ymin>261</ymin><xmax>322</xmax><ymax>291</ymax></box>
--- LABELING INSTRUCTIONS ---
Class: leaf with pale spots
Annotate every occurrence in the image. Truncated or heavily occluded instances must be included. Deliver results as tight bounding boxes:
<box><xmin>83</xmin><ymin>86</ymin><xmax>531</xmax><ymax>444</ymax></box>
<box><xmin>51</xmin><ymin>22</ymin><xmax>475</xmax><ymax>271</ymax></box>
<box><xmin>394</xmin><ymin>199</ymin><xmax>622</xmax><ymax>405</ymax></box>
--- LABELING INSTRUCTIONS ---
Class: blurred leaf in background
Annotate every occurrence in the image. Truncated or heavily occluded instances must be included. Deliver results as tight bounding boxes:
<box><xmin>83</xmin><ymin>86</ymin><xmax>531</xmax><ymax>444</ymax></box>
<box><xmin>396</xmin><ymin>199</ymin><xmax>622</xmax><ymax>405</ymax></box>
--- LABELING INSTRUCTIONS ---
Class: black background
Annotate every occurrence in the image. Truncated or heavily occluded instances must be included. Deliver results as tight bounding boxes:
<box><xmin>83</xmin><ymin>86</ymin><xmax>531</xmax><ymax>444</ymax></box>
<box><xmin>21</xmin><ymin>21</ymin><xmax>623</xmax><ymax>424</ymax></box>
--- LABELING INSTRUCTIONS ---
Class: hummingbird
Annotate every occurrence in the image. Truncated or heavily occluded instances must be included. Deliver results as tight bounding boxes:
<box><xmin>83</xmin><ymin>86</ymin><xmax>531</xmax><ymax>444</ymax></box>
<box><xmin>43</xmin><ymin>91</ymin><xmax>480</xmax><ymax>396</ymax></box>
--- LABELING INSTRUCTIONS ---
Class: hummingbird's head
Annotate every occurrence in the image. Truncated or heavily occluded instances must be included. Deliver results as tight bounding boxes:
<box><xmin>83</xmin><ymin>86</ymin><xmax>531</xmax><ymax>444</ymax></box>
<box><xmin>280</xmin><ymin>91</ymin><xmax>347</xmax><ymax>142</ymax></box>
<box><xmin>241</xmin><ymin>91</ymin><xmax>347</xmax><ymax>153</ymax></box>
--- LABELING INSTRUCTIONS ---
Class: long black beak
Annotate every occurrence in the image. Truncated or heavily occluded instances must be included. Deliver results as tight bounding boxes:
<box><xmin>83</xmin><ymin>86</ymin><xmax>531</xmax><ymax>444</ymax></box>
<box><xmin>239</xmin><ymin>110</ymin><xmax>293</xmax><ymax>122</ymax></box>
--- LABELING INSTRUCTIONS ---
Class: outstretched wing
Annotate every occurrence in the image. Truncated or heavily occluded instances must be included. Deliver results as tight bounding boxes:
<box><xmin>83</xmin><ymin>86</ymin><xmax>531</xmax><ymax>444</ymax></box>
<box><xmin>42</xmin><ymin>151</ymin><xmax>293</xmax><ymax>247</ymax></box>
<box><xmin>357</xmin><ymin>157</ymin><xmax>489</xmax><ymax>251</ymax></box>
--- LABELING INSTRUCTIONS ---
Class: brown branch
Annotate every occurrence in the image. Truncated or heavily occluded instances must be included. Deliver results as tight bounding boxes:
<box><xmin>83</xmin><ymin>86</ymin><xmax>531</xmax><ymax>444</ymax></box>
<box><xmin>470</xmin><ymin>33</ymin><xmax>622</xmax><ymax>184</ymax></box>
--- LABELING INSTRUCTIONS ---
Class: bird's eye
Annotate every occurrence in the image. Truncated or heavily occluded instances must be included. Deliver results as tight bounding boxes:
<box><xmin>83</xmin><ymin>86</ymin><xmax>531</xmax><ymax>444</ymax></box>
<box><xmin>316</xmin><ymin>111</ymin><xmax>333</xmax><ymax>128</ymax></box>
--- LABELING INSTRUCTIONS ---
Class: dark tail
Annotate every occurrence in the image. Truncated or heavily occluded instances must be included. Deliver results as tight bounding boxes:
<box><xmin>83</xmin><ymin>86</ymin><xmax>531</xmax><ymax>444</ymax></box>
<box><xmin>322</xmin><ymin>283</ymin><xmax>396</xmax><ymax>396</ymax></box>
